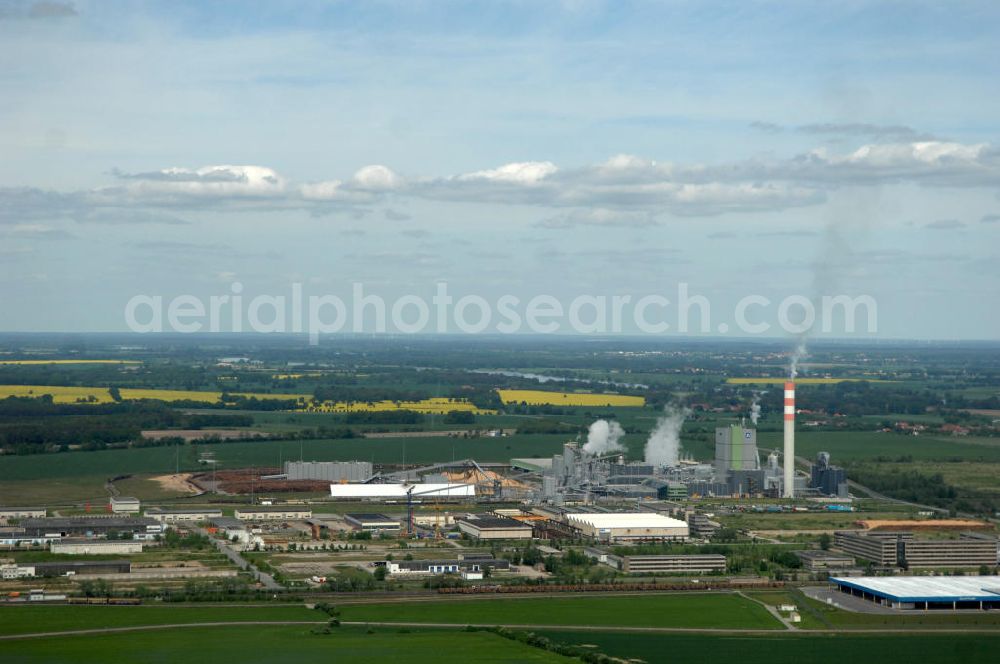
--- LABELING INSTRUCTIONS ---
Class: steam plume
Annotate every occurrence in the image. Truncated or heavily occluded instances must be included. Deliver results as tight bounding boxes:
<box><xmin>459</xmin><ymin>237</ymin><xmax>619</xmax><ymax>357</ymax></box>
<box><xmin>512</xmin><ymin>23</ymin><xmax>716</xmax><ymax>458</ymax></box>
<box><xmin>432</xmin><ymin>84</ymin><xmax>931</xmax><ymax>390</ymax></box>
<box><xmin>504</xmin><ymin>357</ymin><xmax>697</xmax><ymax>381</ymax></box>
<box><xmin>749</xmin><ymin>391</ymin><xmax>764</xmax><ymax>425</ymax></box>
<box><xmin>644</xmin><ymin>404</ymin><xmax>691</xmax><ymax>467</ymax></box>
<box><xmin>789</xmin><ymin>337</ymin><xmax>808</xmax><ymax>379</ymax></box>
<box><xmin>582</xmin><ymin>419</ymin><xmax>625</xmax><ymax>456</ymax></box>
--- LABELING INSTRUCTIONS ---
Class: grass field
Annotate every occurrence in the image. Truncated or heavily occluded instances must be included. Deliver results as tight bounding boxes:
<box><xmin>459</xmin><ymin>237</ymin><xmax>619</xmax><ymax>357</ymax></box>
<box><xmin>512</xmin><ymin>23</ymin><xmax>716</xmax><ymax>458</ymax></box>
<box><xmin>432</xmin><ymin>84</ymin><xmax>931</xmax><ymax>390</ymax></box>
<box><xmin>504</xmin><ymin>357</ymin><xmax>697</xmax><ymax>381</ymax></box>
<box><xmin>340</xmin><ymin>593</ymin><xmax>781</xmax><ymax>629</ymax></box>
<box><xmin>754</xmin><ymin>430</ymin><xmax>1000</xmax><ymax>462</ymax></box>
<box><xmin>0</xmin><ymin>433</ymin><xmax>574</xmax><ymax>502</ymax></box>
<box><xmin>726</xmin><ymin>378</ymin><xmax>893</xmax><ymax>385</ymax></box>
<box><xmin>0</xmin><ymin>605</ymin><xmax>320</xmax><ymax>636</ymax></box>
<box><xmin>0</xmin><ymin>625</ymin><xmax>568</xmax><ymax>663</ymax></box>
<box><xmin>497</xmin><ymin>389</ymin><xmax>645</xmax><ymax>407</ymax></box>
<box><xmin>533</xmin><ymin>630</ymin><xmax>1000</xmax><ymax>663</ymax></box>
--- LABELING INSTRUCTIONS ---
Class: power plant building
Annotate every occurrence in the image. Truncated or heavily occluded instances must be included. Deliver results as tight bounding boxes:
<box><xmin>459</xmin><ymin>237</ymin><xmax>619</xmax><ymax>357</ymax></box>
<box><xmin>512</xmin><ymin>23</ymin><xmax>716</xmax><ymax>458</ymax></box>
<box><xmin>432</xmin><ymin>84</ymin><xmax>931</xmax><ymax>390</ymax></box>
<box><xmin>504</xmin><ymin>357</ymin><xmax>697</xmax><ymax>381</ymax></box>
<box><xmin>715</xmin><ymin>424</ymin><xmax>759</xmax><ymax>476</ymax></box>
<box><xmin>810</xmin><ymin>452</ymin><xmax>848</xmax><ymax>498</ymax></box>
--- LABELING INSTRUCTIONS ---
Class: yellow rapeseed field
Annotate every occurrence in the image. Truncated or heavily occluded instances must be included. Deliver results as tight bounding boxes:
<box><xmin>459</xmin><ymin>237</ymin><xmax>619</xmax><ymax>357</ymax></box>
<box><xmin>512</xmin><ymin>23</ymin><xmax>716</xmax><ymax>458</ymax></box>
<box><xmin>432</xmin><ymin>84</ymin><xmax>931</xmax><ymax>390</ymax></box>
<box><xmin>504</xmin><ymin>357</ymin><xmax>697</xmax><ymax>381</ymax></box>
<box><xmin>497</xmin><ymin>389</ymin><xmax>645</xmax><ymax>407</ymax></box>
<box><xmin>0</xmin><ymin>385</ymin><xmax>115</xmax><ymax>403</ymax></box>
<box><xmin>0</xmin><ymin>385</ymin><xmax>310</xmax><ymax>405</ymax></box>
<box><xmin>119</xmin><ymin>388</ymin><xmax>311</xmax><ymax>403</ymax></box>
<box><xmin>0</xmin><ymin>360</ymin><xmax>140</xmax><ymax>365</ymax></box>
<box><xmin>304</xmin><ymin>397</ymin><xmax>493</xmax><ymax>415</ymax></box>
<box><xmin>726</xmin><ymin>377</ymin><xmax>891</xmax><ymax>385</ymax></box>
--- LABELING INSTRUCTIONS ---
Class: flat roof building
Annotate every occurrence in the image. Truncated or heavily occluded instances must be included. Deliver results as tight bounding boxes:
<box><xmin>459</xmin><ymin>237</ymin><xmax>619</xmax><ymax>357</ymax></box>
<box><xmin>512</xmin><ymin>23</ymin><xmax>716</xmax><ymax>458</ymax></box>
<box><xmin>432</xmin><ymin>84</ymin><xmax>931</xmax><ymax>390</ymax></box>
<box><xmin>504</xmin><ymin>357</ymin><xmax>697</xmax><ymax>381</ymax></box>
<box><xmin>385</xmin><ymin>558</ymin><xmax>510</xmax><ymax>576</ymax></box>
<box><xmin>145</xmin><ymin>508</ymin><xmax>223</xmax><ymax>523</ymax></box>
<box><xmin>329</xmin><ymin>483</ymin><xmax>475</xmax><ymax>499</ymax></box>
<box><xmin>830</xmin><ymin>575</ymin><xmax>1000</xmax><ymax>610</ymax></box>
<box><xmin>565</xmin><ymin>513</ymin><xmax>689</xmax><ymax>543</ymax></box>
<box><xmin>835</xmin><ymin>531</ymin><xmax>996</xmax><ymax>569</ymax></box>
<box><xmin>110</xmin><ymin>496</ymin><xmax>140</xmax><ymax>514</ymax></box>
<box><xmin>620</xmin><ymin>554</ymin><xmax>726</xmax><ymax>574</ymax></box>
<box><xmin>0</xmin><ymin>507</ymin><xmax>46</xmax><ymax>520</ymax></box>
<box><xmin>457</xmin><ymin>515</ymin><xmax>533</xmax><ymax>540</ymax></box>
<box><xmin>33</xmin><ymin>560</ymin><xmax>132</xmax><ymax>577</ymax></box>
<box><xmin>234</xmin><ymin>507</ymin><xmax>313</xmax><ymax>521</ymax></box>
<box><xmin>21</xmin><ymin>517</ymin><xmax>163</xmax><ymax>537</ymax></box>
<box><xmin>50</xmin><ymin>539</ymin><xmax>143</xmax><ymax>555</ymax></box>
<box><xmin>795</xmin><ymin>549</ymin><xmax>856</xmax><ymax>571</ymax></box>
<box><xmin>344</xmin><ymin>513</ymin><xmax>401</xmax><ymax>533</ymax></box>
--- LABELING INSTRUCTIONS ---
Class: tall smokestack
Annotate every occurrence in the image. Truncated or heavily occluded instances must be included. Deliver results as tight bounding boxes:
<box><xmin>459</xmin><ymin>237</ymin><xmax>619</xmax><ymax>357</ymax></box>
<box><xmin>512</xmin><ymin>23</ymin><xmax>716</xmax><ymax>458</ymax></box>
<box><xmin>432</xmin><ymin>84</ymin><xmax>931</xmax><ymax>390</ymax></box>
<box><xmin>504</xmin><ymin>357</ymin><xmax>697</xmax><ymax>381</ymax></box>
<box><xmin>783</xmin><ymin>381</ymin><xmax>795</xmax><ymax>498</ymax></box>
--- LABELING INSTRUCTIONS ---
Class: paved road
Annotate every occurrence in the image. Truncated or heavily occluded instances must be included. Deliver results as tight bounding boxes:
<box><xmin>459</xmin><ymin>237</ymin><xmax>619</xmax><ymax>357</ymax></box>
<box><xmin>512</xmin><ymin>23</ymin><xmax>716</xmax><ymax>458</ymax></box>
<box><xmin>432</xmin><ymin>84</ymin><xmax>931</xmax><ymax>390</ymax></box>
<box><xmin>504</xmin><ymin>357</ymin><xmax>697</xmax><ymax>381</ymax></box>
<box><xmin>193</xmin><ymin>526</ymin><xmax>283</xmax><ymax>591</ymax></box>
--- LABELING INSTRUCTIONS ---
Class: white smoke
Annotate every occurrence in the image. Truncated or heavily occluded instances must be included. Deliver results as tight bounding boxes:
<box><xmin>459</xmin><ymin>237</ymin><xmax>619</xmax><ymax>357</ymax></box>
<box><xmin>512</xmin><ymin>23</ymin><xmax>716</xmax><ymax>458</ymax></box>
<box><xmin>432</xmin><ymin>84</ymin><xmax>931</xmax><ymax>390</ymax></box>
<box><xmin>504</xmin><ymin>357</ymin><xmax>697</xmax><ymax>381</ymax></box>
<box><xmin>644</xmin><ymin>404</ymin><xmax>691</xmax><ymax>467</ymax></box>
<box><xmin>749</xmin><ymin>391</ymin><xmax>765</xmax><ymax>425</ymax></box>
<box><xmin>582</xmin><ymin>419</ymin><xmax>626</xmax><ymax>456</ymax></box>
<box><xmin>789</xmin><ymin>337</ymin><xmax>808</xmax><ymax>379</ymax></box>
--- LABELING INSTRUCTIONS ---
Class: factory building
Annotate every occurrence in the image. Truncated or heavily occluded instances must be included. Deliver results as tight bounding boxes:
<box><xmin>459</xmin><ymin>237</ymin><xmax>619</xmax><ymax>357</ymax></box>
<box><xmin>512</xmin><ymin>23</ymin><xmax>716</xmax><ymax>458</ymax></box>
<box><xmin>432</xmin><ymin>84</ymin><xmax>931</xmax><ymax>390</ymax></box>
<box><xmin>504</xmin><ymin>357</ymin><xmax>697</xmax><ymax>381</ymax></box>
<box><xmin>344</xmin><ymin>513</ymin><xmax>401</xmax><ymax>533</ymax></box>
<box><xmin>329</xmin><ymin>483</ymin><xmax>475</xmax><ymax>499</ymax></box>
<box><xmin>0</xmin><ymin>507</ymin><xmax>46</xmax><ymax>520</ymax></box>
<box><xmin>457</xmin><ymin>515</ymin><xmax>533</xmax><ymax>540</ymax></box>
<box><xmin>1</xmin><ymin>564</ymin><xmax>35</xmax><ymax>579</ymax></box>
<box><xmin>620</xmin><ymin>554</ymin><xmax>726</xmax><ymax>574</ymax></box>
<box><xmin>830</xmin><ymin>575</ymin><xmax>1000</xmax><ymax>610</ymax></box>
<box><xmin>285</xmin><ymin>460</ymin><xmax>373</xmax><ymax>482</ymax></box>
<box><xmin>384</xmin><ymin>557</ymin><xmax>509</xmax><ymax>576</ymax></box>
<box><xmin>146</xmin><ymin>508</ymin><xmax>223</xmax><ymax>523</ymax></box>
<box><xmin>20</xmin><ymin>517</ymin><xmax>164</xmax><ymax>539</ymax></box>
<box><xmin>809</xmin><ymin>452</ymin><xmax>848</xmax><ymax>498</ymax></box>
<box><xmin>50</xmin><ymin>539</ymin><xmax>144</xmax><ymax>555</ymax></box>
<box><xmin>234</xmin><ymin>507</ymin><xmax>312</xmax><ymax>521</ymax></box>
<box><xmin>565</xmin><ymin>513</ymin><xmax>689</xmax><ymax>543</ymax></box>
<box><xmin>109</xmin><ymin>496</ymin><xmax>141</xmax><ymax>514</ymax></box>
<box><xmin>32</xmin><ymin>561</ymin><xmax>132</xmax><ymax>577</ymax></box>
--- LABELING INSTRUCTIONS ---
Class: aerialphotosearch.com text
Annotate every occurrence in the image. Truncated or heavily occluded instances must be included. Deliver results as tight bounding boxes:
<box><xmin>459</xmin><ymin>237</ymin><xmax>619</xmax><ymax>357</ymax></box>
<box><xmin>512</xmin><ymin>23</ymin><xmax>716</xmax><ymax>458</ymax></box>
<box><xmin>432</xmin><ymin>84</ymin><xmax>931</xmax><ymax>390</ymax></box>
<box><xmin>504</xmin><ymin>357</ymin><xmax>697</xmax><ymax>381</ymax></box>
<box><xmin>124</xmin><ymin>282</ymin><xmax>878</xmax><ymax>344</ymax></box>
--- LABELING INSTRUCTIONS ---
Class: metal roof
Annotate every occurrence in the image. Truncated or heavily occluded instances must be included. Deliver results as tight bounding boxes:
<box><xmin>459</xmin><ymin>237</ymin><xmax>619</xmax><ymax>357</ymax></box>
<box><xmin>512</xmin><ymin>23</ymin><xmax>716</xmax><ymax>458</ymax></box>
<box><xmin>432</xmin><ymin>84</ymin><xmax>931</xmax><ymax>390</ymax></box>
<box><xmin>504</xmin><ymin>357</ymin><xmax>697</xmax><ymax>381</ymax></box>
<box><xmin>831</xmin><ymin>575</ymin><xmax>1000</xmax><ymax>602</ymax></box>
<box><xmin>565</xmin><ymin>512</ymin><xmax>688</xmax><ymax>530</ymax></box>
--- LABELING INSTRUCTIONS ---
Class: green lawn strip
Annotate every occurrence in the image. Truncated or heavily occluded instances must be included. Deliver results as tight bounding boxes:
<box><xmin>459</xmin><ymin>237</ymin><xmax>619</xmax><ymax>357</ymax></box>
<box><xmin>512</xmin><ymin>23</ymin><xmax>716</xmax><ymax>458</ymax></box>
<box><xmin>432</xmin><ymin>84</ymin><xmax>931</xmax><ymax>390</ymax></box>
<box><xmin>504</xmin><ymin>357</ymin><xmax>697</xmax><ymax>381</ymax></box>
<box><xmin>340</xmin><ymin>593</ymin><xmax>782</xmax><ymax>630</ymax></box>
<box><xmin>0</xmin><ymin>625</ymin><xmax>570</xmax><ymax>663</ymax></box>
<box><xmin>531</xmin><ymin>630</ymin><xmax>1000</xmax><ymax>664</ymax></box>
<box><xmin>0</xmin><ymin>605</ymin><xmax>320</xmax><ymax>636</ymax></box>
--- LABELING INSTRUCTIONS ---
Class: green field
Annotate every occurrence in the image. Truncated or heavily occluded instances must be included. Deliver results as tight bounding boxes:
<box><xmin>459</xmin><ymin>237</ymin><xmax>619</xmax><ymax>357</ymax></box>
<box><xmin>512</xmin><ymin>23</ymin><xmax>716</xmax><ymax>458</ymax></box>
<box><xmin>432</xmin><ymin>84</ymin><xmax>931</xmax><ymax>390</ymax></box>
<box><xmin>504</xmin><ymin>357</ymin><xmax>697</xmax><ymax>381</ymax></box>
<box><xmin>0</xmin><ymin>625</ymin><xmax>568</xmax><ymax>663</ymax></box>
<box><xmin>0</xmin><ymin>605</ymin><xmax>319</xmax><ymax>636</ymax></box>
<box><xmin>339</xmin><ymin>593</ymin><xmax>781</xmax><ymax>629</ymax></box>
<box><xmin>755</xmin><ymin>430</ymin><xmax>1000</xmax><ymax>463</ymax></box>
<box><xmin>0</xmin><ymin>433</ymin><xmax>572</xmax><ymax>482</ymax></box>
<box><xmin>533</xmin><ymin>630</ymin><xmax>1000</xmax><ymax>663</ymax></box>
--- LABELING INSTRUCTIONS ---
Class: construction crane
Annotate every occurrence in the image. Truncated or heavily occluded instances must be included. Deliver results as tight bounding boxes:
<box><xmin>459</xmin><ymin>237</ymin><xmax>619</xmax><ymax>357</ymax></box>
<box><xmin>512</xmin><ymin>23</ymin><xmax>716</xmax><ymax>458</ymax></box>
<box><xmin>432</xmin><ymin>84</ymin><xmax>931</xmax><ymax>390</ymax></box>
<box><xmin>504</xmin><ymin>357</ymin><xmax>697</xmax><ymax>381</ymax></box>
<box><xmin>403</xmin><ymin>484</ymin><xmax>460</xmax><ymax>537</ymax></box>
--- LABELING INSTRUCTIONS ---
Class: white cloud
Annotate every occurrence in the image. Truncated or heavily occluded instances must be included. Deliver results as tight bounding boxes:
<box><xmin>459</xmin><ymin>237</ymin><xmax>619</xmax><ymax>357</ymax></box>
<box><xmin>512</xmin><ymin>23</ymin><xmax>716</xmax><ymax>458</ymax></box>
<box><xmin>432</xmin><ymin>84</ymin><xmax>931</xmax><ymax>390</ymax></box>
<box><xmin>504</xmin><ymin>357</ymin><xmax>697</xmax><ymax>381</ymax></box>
<box><xmin>10</xmin><ymin>139</ymin><xmax>1000</xmax><ymax>223</ymax></box>
<box><xmin>457</xmin><ymin>161</ymin><xmax>557</xmax><ymax>184</ymax></box>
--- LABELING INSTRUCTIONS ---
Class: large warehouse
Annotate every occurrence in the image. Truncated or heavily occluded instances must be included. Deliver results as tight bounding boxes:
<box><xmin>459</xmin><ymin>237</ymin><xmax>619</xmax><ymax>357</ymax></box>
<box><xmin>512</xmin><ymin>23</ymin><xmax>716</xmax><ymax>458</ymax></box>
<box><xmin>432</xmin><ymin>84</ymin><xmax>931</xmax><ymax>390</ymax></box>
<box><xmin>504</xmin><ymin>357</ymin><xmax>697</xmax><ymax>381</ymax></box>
<box><xmin>566</xmin><ymin>513</ymin><xmax>689</xmax><ymax>542</ymax></box>
<box><xmin>830</xmin><ymin>575</ymin><xmax>1000</xmax><ymax>610</ymax></box>
<box><xmin>328</xmin><ymin>483</ymin><xmax>475</xmax><ymax>499</ymax></box>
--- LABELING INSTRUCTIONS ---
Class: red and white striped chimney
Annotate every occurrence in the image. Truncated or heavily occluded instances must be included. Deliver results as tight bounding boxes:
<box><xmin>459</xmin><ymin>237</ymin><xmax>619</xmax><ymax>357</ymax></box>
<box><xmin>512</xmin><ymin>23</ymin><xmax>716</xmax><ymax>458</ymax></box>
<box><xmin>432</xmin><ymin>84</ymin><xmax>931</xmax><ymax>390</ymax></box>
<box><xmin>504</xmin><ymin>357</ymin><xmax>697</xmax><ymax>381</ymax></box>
<box><xmin>783</xmin><ymin>381</ymin><xmax>795</xmax><ymax>498</ymax></box>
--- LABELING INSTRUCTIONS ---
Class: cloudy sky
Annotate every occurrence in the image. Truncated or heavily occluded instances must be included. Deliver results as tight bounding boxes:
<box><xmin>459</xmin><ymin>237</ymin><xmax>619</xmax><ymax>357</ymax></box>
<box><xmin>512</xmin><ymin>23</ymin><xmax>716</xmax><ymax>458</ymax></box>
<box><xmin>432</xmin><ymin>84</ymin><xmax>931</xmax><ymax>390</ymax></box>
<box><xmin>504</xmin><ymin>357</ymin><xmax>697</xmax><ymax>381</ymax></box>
<box><xmin>1</xmin><ymin>1</ymin><xmax>998</xmax><ymax>339</ymax></box>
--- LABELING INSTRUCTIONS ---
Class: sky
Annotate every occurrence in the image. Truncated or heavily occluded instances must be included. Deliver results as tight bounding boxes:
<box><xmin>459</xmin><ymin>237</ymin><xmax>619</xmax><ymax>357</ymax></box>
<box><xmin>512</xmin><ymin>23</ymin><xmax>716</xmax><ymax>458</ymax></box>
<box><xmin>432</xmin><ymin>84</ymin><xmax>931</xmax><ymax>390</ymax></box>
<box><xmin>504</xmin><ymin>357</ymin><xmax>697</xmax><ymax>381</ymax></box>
<box><xmin>1</xmin><ymin>0</ymin><xmax>999</xmax><ymax>339</ymax></box>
